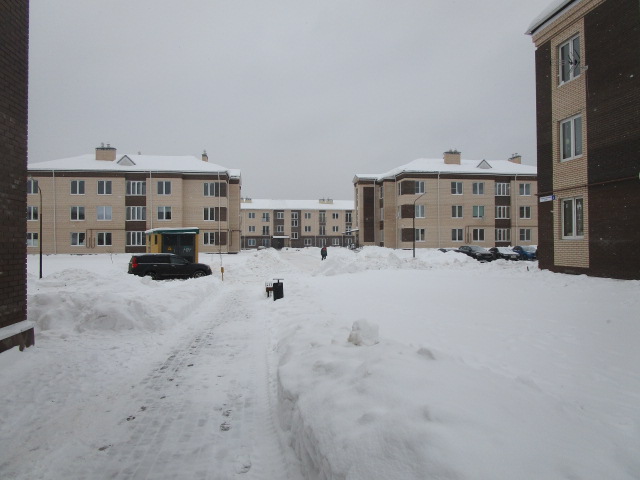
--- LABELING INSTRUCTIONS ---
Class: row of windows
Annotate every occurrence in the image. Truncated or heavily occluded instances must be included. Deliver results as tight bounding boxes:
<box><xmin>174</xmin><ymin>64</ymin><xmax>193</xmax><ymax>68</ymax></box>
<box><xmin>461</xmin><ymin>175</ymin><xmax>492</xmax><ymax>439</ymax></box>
<box><xmin>247</xmin><ymin>224</ymin><xmax>346</xmax><ymax>235</ymax></box>
<box><xmin>402</xmin><ymin>205</ymin><xmax>533</xmax><ymax>219</ymax></box>
<box><xmin>26</xmin><ymin>231</ymin><xmax>226</xmax><ymax>247</ymax></box>
<box><xmin>397</xmin><ymin>181</ymin><xmax>532</xmax><ymax>196</ymax></box>
<box><xmin>30</xmin><ymin>206</ymin><xmax>229</xmax><ymax>222</ymax></box>
<box><xmin>27</xmin><ymin>179</ymin><xmax>228</xmax><ymax>197</ymax></box>
<box><xmin>246</xmin><ymin>238</ymin><xmax>346</xmax><ymax>247</ymax></box>
<box><xmin>246</xmin><ymin>211</ymin><xmax>353</xmax><ymax>222</ymax></box>
<box><xmin>410</xmin><ymin>228</ymin><xmax>533</xmax><ymax>243</ymax></box>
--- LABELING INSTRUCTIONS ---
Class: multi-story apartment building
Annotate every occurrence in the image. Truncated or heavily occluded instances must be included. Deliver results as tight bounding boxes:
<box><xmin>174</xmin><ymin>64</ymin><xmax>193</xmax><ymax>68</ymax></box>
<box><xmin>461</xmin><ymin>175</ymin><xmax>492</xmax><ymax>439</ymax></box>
<box><xmin>353</xmin><ymin>151</ymin><xmax>538</xmax><ymax>249</ymax></box>
<box><xmin>240</xmin><ymin>198</ymin><xmax>355</xmax><ymax>249</ymax></box>
<box><xmin>26</xmin><ymin>145</ymin><xmax>242</xmax><ymax>255</ymax></box>
<box><xmin>1</xmin><ymin>0</ymin><xmax>32</xmax><ymax>354</ymax></box>
<box><xmin>527</xmin><ymin>0</ymin><xmax>640</xmax><ymax>279</ymax></box>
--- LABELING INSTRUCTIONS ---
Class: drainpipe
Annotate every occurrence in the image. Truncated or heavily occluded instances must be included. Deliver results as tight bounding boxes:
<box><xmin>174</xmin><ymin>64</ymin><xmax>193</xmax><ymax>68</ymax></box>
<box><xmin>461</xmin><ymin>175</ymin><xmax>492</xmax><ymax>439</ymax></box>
<box><xmin>52</xmin><ymin>170</ymin><xmax>57</xmax><ymax>254</ymax></box>
<box><xmin>437</xmin><ymin>171</ymin><xmax>441</xmax><ymax>248</ymax></box>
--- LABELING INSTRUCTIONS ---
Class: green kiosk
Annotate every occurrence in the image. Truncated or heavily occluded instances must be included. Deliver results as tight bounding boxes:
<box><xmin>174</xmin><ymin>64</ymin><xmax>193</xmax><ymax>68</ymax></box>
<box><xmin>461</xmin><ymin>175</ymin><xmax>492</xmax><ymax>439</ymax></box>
<box><xmin>146</xmin><ymin>227</ymin><xmax>200</xmax><ymax>263</ymax></box>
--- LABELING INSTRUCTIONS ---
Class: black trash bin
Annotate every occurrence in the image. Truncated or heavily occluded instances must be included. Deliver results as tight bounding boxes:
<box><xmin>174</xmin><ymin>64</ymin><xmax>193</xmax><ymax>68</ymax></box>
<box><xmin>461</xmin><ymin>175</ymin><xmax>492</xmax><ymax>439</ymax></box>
<box><xmin>272</xmin><ymin>280</ymin><xmax>284</xmax><ymax>301</ymax></box>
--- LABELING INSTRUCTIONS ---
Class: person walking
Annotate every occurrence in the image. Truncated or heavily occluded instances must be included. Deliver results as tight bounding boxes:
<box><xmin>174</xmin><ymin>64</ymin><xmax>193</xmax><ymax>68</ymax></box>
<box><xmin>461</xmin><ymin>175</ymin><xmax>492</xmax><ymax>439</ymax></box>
<box><xmin>321</xmin><ymin>246</ymin><xmax>327</xmax><ymax>261</ymax></box>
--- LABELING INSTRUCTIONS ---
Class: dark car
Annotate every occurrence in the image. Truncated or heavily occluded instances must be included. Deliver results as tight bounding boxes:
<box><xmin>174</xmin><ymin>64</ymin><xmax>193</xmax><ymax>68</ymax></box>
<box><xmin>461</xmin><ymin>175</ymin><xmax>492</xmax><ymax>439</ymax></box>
<box><xmin>512</xmin><ymin>245</ymin><xmax>537</xmax><ymax>260</ymax></box>
<box><xmin>128</xmin><ymin>253</ymin><xmax>212</xmax><ymax>280</ymax></box>
<box><xmin>456</xmin><ymin>245</ymin><xmax>494</xmax><ymax>262</ymax></box>
<box><xmin>489</xmin><ymin>247</ymin><xmax>520</xmax><ymax>261</ymax></box>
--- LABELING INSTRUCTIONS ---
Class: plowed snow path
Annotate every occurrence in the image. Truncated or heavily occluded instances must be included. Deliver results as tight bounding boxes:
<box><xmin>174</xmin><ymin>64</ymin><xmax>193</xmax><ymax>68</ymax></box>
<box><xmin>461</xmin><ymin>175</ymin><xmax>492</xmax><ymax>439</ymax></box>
<box><xmin>1</xmin><ymin>279</ymin><xmax>303</xmax><ymax>480</ymax></box>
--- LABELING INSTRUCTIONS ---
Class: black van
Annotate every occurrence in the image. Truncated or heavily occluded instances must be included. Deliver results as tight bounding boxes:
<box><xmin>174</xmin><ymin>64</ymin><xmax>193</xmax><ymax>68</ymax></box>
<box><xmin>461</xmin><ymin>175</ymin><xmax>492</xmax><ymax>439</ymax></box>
<box><xmin>128</xmin><ymin>253</ymin><xmax>212</xmax><ymax>280</ymax></box>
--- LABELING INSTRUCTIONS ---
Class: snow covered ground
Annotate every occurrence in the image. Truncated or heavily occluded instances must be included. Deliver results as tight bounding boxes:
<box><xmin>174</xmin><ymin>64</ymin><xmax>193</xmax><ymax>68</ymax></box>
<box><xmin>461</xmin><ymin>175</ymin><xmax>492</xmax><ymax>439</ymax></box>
<box><xmin>1</xmin><ymin>248</ymin><xmax>639</xmax><ymax>479</ymax></box>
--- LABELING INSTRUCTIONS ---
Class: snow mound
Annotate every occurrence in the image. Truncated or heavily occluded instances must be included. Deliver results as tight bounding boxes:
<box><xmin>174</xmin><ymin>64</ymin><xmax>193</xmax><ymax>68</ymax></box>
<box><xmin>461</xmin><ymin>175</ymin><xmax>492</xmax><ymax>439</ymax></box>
<box><xmin>347</xmin><ymin>320</ymin><xmax>379</xmax><ymax>346</ymax></box>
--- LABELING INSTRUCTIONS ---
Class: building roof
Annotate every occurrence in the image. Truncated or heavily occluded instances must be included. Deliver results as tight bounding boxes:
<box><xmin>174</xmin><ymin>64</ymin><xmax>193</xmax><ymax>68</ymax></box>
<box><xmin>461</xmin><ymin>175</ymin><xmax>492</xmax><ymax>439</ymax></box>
<box><xmin>27</xmin><ymin>153</ymin><xmax>241</xmax><ymax>179</ymax></box>
<box><xmin>241</xmin><ymin>199</ymin><xmax>354</xmax><ymax>211</ymax></box>
<box><xmin>526</xmin><ymin>0</ymin><xmax>581</xmax><ymax>35</ymax></box>
<box><xmin>354</xmin><ymin>157</ymin><xmax>537</xmax><ymax>182</ymax></box>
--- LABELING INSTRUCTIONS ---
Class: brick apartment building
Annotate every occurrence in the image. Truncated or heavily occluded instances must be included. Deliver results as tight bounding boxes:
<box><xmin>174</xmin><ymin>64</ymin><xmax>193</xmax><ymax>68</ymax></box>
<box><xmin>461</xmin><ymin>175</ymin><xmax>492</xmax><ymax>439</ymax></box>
<box><xmin>240</xmin><ymin>198</ymin><xmax>355</xmax><ymax>249</ymax></box>
<box><xmin>0</xmin><ymin>0</ymin><xmax>33</xmax><ymax>353</ymax></box>
<box><xmin>353</xmin><ymin>151</ymin><xmax>538</xmax><ymax>249</ymax></box>
<box><xmin>27</xmin><ymin>146</ymin><xmax>242</xmax><ymax>255</ymax></box>
<box><xmin>527</xmin><ymin>0</ymin><xmax>640</xmax><ymax>279</ymax></box>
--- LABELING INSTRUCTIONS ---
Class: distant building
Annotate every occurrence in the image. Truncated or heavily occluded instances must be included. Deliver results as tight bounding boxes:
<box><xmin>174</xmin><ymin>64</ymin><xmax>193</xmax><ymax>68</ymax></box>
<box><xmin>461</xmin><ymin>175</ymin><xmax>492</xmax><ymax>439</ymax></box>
<box><xmin>353</xmin><ymin>151</ymin><xmax>538</xmax><ymax>249</ymax></box>
<box><xmin>0</xmin><ymin>0</ymin><xmax>32</xmax><ymax>353</ymax></box>
<box><xmin>240</xmin><ymin>198</ymin><xmax>355</xmax><ymax>249</ymax></box>
<box><xmin>527</xmin><ymin>0</ymin><xmax>640</xmax><ymax>279</ymax></box>
<box><xmin>26</xmin><ymin>146</ymin><xmax>242</xmax><ymax>255</ymax></box>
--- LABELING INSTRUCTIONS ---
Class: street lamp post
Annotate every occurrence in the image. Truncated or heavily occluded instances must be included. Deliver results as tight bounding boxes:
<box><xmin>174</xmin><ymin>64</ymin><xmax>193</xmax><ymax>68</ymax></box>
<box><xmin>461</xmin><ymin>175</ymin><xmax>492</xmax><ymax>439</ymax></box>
<box><xmin>412</xmin><ymin>192</ymin><xmax>427</xmax><ymax>258</ymax></box>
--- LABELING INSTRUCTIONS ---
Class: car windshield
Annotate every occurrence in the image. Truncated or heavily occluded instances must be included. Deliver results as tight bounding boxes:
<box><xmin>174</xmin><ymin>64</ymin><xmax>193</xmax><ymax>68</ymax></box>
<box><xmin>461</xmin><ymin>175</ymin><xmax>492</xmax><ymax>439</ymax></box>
<box><xmin>521</xmin><ymin>246</ymin><xmax>536</xmax><ymax>252</ymax></box>
<box><xmin>469</xmin><ymin>246</ymin><xmax>488</xmax><ymax>252</ymax></box>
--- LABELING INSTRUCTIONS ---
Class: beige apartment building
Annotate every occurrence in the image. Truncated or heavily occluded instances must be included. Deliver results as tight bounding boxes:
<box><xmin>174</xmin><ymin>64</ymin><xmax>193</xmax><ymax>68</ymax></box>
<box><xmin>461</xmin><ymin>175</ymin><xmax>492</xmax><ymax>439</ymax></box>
<box><xmin>353</xmin><ymin>151</ymin><xmax>538</xmax><ymax>249</ymax></box>
<box><xmin>240</xmin><ymin>198</ymin><xmax>355</xmax><ymax>249</ymax></box>
<box><xmin>26</xmin><ymin>145</ymin><xmax>242</xmax><ymax>255</ymax></box>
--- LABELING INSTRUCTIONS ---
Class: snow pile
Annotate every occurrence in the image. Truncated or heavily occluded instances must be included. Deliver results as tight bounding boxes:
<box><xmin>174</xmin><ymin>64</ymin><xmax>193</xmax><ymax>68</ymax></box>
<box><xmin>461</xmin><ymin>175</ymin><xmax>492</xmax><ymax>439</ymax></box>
<box><xmin>347</xmin><ymin>320</ymin><xmax>379</xmax><ymax>346</ymax></box>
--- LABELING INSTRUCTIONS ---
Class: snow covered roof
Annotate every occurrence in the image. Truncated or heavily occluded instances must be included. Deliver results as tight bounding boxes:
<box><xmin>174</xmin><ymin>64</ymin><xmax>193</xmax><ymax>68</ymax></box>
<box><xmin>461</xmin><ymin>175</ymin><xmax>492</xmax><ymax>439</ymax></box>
<box><xmin>28</xmin><ymin>153</ymin><xmax>241</xmax><ymax>179</ymax></box>
<box><xmin>526</xmin><ymin>0</ymin><xmax>581</xmax><ymax>35</ymax></box>
<box><xmin>354</xmin><ymin>157</ymin><xmax>537</xmax><ymax>183</ymax></box>
<box><xmin>241</xmin><ymin>199</ymin><xmax>354</xmax><ymax>211</ymax></box>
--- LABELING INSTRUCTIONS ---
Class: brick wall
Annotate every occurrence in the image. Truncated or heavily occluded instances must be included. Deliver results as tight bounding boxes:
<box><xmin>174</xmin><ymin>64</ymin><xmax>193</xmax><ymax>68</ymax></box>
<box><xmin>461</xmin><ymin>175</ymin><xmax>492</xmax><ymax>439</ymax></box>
<box><xmin>0</xmin><ymin>0</ymin><xmax>31</xmax><ymax>352</ymax></box>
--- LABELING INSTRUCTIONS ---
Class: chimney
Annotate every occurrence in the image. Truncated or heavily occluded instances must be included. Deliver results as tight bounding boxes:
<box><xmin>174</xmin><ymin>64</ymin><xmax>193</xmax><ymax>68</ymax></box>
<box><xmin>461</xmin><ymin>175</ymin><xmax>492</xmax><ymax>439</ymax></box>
<box><xmin>202</xmin><ymin>150</ymin><xmax>208</xmax><ymax>162</ymax></box>
<box><xmin>96</xmin><ymin>143</ymin><xmax>116</xmax><ymax>161</ymax></box>
<box><xmin>508</xmin><ymin>153</ymin><xmax>522</xmax><ymax>164</ymax></box>
<box><xmin>443</xmin><ymin>149</ymin><xmax>461</xmax><ymax>165</ymax></box>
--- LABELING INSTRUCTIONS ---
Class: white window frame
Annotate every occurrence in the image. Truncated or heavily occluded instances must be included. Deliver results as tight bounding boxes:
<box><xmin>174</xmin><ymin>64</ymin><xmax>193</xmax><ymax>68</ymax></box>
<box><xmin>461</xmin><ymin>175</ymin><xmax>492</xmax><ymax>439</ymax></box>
<box><xmin>561</xmin><ymin>114</ymin><xmax>583</xmax><ymax>161</ymax></box>
<box><xmin>97</xmin><ymin>180</ymin><xmax>112</xmax><ymax>195</ymax></box>
<box><xmin>472</xmin><ymin>205</ymin><xmax>485</xmax><ymax>218</ymax></box>
<box><xmin>126</xmin><ymin>231</ymin><xmax>145</xmax><ymax>246</ymax></box>
<box><xmin>203</xmin><ymin>182</ymin><xmax>223</xmax><ymax>197</ymax></box>
<box><xmin>472</xmin><ymin>182</ymin><xmax>484</xmax><ymax>195</ymax></box>
<box><xmin>97</xmin><ymin>206</ymin><xmax>112</xmax><ymax>221</ymax></box>
<box><xmin>451</xmin><ymin>182</ymin><xmax>463</xmax><ymax>195</ymax></box>
<box><xmin>414</xmin><ymin>228</ymin><xmax>425</xmax><ymax>242</ymax></box>
<box><xmin>262</xmin><ymin>226</ymin><xmax>270</xmax><ymax>236</ymax></box>
<box><xmin>519</xmin><ymin>183</ymin><xmax>531</xmax><ymax>196</ymax></box>
<box><xmin>519</xmin><ymin>206</ymin><xmax>532</xmax><ymax>219</ymax></box>
<box><xmin>304</xmin><ymin>238</ymin><xmax>312</xmax><ymax>246</ymax></box>
<box><xmin>203</xmin><ymin>232</ymin><xmax>215</xmax><ymax>245</ymax></box>
<box><xmin>71</xmin><ymin>232</ymin><xmax>86</xmax><ymax>246</ymax></box>
<box><xmin>157</xmin><ymin>181</ymin><xmax>171</xmax><ymax>195</ymax></box>
<box><xmin>248</xmin><ymin>239</ymin><xmax>256</xmax><ymax>247</ymax></box>
<box><xmin>276</xmin><ymin>225</ymin><xmax>284</xmax><ymax>233</ymax></box>
<box><xmin>248</xmin><ymin>226</ymin><xmax>256</xmax><ymax>233</ymax></box>
<box><xmin>27</xmin><ymin>232</ymin><xmax>39</xmax><ymax>247</ymax></box>
<box><xmin>452</xmin><ymin>205</ymin><xmax>463</xmax><ymax>218</ymax></box>
<box><xmin>332</xmin><ymin>238</ymin><xmax>340</xmax><ymax>246</ymax></box>
<box><xmin>126</xmin><ymin>206</ymin><xmax>146</xmax><ymax>221</ymax></box>
<box><xmin>304</xmin><ymin>212</ymin><xmax>312</xmax><ymax>220</ymax></box>
<box><xmin>519</xmin><ymin>228</ymin><xmax>532</xmax><ymax>242</ymax></box>
<box><xmin>496</xmin><ymin>183</ymin><xmax>510</xmax><ymax>196</ymax></box>
<box><xmin>451</xmin><ymin>228</ymin><xmax>463</xmax><ymax>242</ymax></box>
<box><xmin>70</xmin><ymin>206</ymin><xmax>85</xmax><ymax>221</ymax></box>
<box><xmin>292</xmin><ymin>232</ymin><xmax>299</xmax><ymax>240</ymax></box>
<box><xmin>27</xmin><ymin>178</ymin><xmax>38</xmax><ymax>195</ymax></box>
<box><xmin>496</xmin><ymin>228</ymin><xmax>511</xmax><ymax>242</ymax></box>
<box><xmin>248</xmin><ymin>212</ymin><xmax>256</xmax><ymax>219</ymax></box>
<box><xmin>97</xmin><ymin>232</ymin><xmax>112</xmax><ymax>246</ymax></box>
<box><xmin>71</xmin><ymin>180</ymin><xmax>85</xmax><ymax>195</ymax></box>
<box><xmin>472</xmin><ymin>228</ymin><xmax>485</xmax><ymax>242</ymax></box>
<box><xmin>559</xmin><ymin>35</ymin><xmax>581</xmax><ymax>85</ymax></box>
<box><xmin>126</xmin><ymin>181</ymin><xmax>146</xmax><ymax>196</ymax></box>
<box><xmin>415</xmin><ymin>204</ymin><xmax>425</xmax><ymax>218</ymax></box>
<box><xmin>415</xmin><ymin>181</ymin><xmax>425</xmax><ymax>194</ymax></box>
<box><xmin>332</xmin><ymin>212</ymin><xmax>339</xmax><ymax>220</ymax></box>
<box><xmin>277</xmin><ymin>211</ymin><xmax>285</xmax><ymax>220</ymax></box>
<box><xmin>262</xmin><ymin>212</ymin><xmax>270</xmax><ymax>222</ymax></box>
<box><xmin>27</xmin><ymin>206</ymin><xmax>38</xmax><ymax>221</ymax></box>
<box><xmin>496</xmin><ymin>206</ymin><xmax>510</xmax><ymax>219</ymax></box>
<box><xmin>157</xmin><ymin>206</ymin><xmax>172</xmax><ymax>221</ymax></box>
<box><xmin>562</xmin><ymin>197</ymin><xmax>584</xmax><ymax>239</ymax></box>
<box><xmin>204</xmin><ymin>207</ymin><xmax>218</xmax><ymax>221</ymax></box>
<box><xmin>304</xmin><ymin>226</ymin><xmax>312</xmax><ymax>233</ymax></box>
<box><xmin>319</xmin><ymin>226</ymin><xmax>326</xmax><ymax>236</ymax></box>
<box><xmin>332</xmin><ymin>225</ymin><xmax>339</xmax><ymax>233</ymax></box>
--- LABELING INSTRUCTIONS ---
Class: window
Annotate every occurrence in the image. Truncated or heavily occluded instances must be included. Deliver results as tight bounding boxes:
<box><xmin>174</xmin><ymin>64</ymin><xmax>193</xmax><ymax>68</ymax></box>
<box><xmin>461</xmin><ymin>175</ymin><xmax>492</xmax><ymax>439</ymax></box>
<box><xmin>126</xmin><ymin>181</ymin><xmax>146</xmax><ymax>196</ymax></box>
<box><xmin>292</xmin><ymin>212</ymin><xmax>299</xmax><ymax>219</ymax></box>
<box><xmin>496</xmin><ymin>183</ymin><xmax>510</xmax><ymax>196</ymax></box>
<box><xmin>97</xmin><ymin>206</ymin><xmax>112</xmax><ymax>221</ymax></box>
<box><xmin>451</xmin><ymin>229</ymin><xmax>463</xmax><ymax>242</ymax></box>
<box><xmin>519</xmin><ymin>206</ymin><xmax>532</xmax><ymax>219</ymax></box>
<box><xmin>473</xmin><ymin>206</ymin><xmax>485</xmax><ymax>218</ymax></box>
<box><xmin>472</xmin><ymin>228</ymin><xmax>485</xmax><ymax>242</ymax></box>
<box><xmin>496</xmin><ymin>228</ymin><xmax>511</xmax><ymax>242</ymax></box>
<box><xmin>71</xmin><ymin>180</ymin><xmax>85</xmax><ymax>195</ymax></box>
<box><xmin>559</xmin><ymin>35</ymin><xmax>581</xmax><ymax>84</ymax></box>
<box><xmin>277</xmin><ymin>212</ymin><xmax>284</xmax><ymax>220</ymax></box>
<box><xmin>304</xmin><ymin>212</ymin><xmax>312</xmax><ymax>220</ymax></box>
<box><xmin>332</xmin><ymin>226</ymin><xmax>339</xmax><ymax>233</ymax></box>
<box><xmin>70</xmin><ymin>206</ymin><xmax>85</xmax><ymax>221</ymax></box>
<box><xmin>276</xmin><ymin>225</ymin><xmax>284</xmax><ymax>233</ymax></box>
<box><xmin>97</xmin><ymin>232</ymin><xmax>112</xmax><ymax>246</ymax></box>
<box><xmin>27</xmin><ymin>206</ymin><xmax>38</xmax><ymax>221</ymax></box>
<box><xmin>304</xmin><ymin>226</ymin><xmax>312</xmax><ymax>233</ymax></box>
<box><xmin>248</xmin><ymin>225</ymin><xmax>256</xmax><ymax>233</ymax></box>
<box><xmin>203</xmin><ymin>182</ymin><xmax>224</xmax><ymax>197</ymax></box>
<box><xmin>415</xmin><ymin>204</ymin><xmax>425</xmax><ymax>218</ymax></box>
<box><xmin>496</xmin><ymin>206</ymin><xmax>510</xmax><ymax>219</ymax></box>
<box><xmin>248</xmin><ymin>212</ymin><xmax>256</xmax><ymax>219</ymax></box>
<box><xmin>452</xmin><ymin>205</ymin><xmax>463</xmax><ymax>218</ymax></box>
<box><xmin>262</xmin><ymin>212</ymin><xmax>270</xmax><ymax>222</ymax></box>
<box><xmin>248</xmin><ymin>239</ymin><xmax>257</xmax><ymax>247</ymax></box>
<box><xmin>204</xmin><ymin>208</ymin><xmax>218</xmax><ymax>221</ymax></box>
<box><xmin>562</xmin><ymin>197</ymin><xmax>584</xmax><ymax>239</ymax></box>
<box><xmin>98</xmin><ymin>180</ymin><xmax>112</xmax><ymax>195</ymax></box>
<box><xmin>292</xmin><ymin>232</ymin><xmax>298</xmax><ymax>240</ymax></box>
<box><xmin>262</xmin><ymin>239</ymin><xmax>270</xmax><ymax>247</ymax></box>
<box><xmin>157</xmin><ymin>206</ymin><xmax>172</xmax><ymax>220</ymax></box>
<box><xmin>415</xmin><ymin>181</ymin><xmax>425</xmax><ymax>194</ymax></box>
<box><xmin>332</xmin><ymin>212</ymin><xmax>339</xmax><ymax>220</ymax></box>
<box><xmin>27</xmin><ymin>232</ymin><xmax>39</xmax><ymax>247</ymax></box>
<box><xmin>319</xmin><ymin>226</ymin><xmax>326</xmax><ymax>236</ymax></box>
<box><xmin>561</xmin><ymin>115</ymin><xmax>583</xmax><ymax>161</ymax></box>
<box><xmin>304</xmin><ymin>238</ymin><xmax>312</xmax><ymax>246</ymax></box>
<box><xmin>520</xmin><ymin>229</ymin><xmax>532</xmax><ymax>242</ymax></box>
<box><xmin>451</xmin><ymin>182</ymin><xmax>463</xmax><ymax>195</ymax></box>
<box><xmin>473</xmin><ymin>182</ymin><xmax>484</xmax><ymax>195</ymax></box>
<box><xmin>291</xmin><ymin>219</ymin><xmax>299</xmax><ymax>227</ymax></box>
<box><xmin>415</xmin><ymin>228</ymin><xmax>425</xmax><ymax>242</ymax></box>
<box><xmin>126</xmin><ymin>206</ymin><xmax>146</xmax><ymax>221</ymax></box>
<box><xmin>157</xmin><ymin>181</ymin><xmax>171</xmax><ymax>195</ymax></box>
<box><xmin>345</xmin><ymin>211</ymin><xmax>352</xmax><ymax>223</ymax></box>
<box><xmin>262</xmin><ymin>226</ymin><xmax>270</xmax><ymax>235</ymax></box>
<box><xmin>379</xmin><ymin>186</ymin><xmax>384</xmax><ymax>198</ymax></box>
<box><xmin>319</xmin><ymin>212</ymin><xmax>326</xmax><ymax>223</ymax></box>
<box><xmin>126</xmin><ymin>231</ymin><xmax>145</xmax><ymax>246</ymax></box>
<box><xmin>27</xmin><ymin>178</ymin><xmax>39</xmax><ymax>194</ymax></box>
<box><xmin>203</xmin><ymin>232</ymin><xmax>215</xmax><ymax>245</ymax></box>
<box><xmin>519</xmin><ymin>183</ymin><xmax>531</xmax><ymax>196</ymax></box>
<box><xmin>71</xmin><ymin>232</ymin><xmax>86</xmax><ymax>246</ymax></box>
<box><xmin>332</xmin><ymin>238</ymin><xmax>340</xmax><ymax>246</ymax></box>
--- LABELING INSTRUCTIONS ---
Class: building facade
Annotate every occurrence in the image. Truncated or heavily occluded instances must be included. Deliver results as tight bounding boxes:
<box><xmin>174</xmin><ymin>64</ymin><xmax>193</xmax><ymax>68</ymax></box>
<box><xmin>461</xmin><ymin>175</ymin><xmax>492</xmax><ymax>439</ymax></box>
<box><xmin>527</xmin><ymin>0</ymin><xmax>640</xmax><ymax>279</ymax></box>
<box><xmin>240</xmin><ymin>198</ymin><xmax>355</xmax><ymax>249</ymax></box>
<box><xmin>0</xmin><ymin>0</ymin><xmax>33</xmax><ymax>353</ymax></box>
<box><xmin>27</xmin><ymin>146</ymin><xmax>242</xmax><ymax>256</ymax></box>
<box><xmin>353</xmin><ymin>151</ymin><xmax>538</xmax><ymax>249</ymax></box>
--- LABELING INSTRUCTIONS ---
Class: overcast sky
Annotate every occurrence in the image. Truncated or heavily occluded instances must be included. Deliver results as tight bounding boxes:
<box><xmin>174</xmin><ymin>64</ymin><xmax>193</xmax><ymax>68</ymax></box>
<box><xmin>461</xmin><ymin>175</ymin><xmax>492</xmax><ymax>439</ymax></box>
<box><xmin>28</xmin><ymin>0</ymin><xmax>553</xmax><ymax>200</ymax></box>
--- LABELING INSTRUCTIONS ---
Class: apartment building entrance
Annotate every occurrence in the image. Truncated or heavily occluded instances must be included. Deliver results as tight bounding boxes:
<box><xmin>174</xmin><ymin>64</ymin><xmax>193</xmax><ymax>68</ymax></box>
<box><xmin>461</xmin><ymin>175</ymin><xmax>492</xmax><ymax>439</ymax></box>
<box><xmin>146</xmin><ymin>227</ymin><xmax>200</xmax><ymax>263</ymax></box>
<box><xmin>272</xmin><ymin>235</ymin><xmax>289</xmax><ymax>250</ymax></box>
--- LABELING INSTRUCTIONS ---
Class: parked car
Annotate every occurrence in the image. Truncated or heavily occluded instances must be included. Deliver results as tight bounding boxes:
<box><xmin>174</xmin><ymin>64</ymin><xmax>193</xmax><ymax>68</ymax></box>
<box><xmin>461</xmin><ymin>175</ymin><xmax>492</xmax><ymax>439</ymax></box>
<box><xmin>489</xmin><ymin>247</ymin><xmax>520</xmax><ymax>261</ymax></box>
<box><xmin>128</xmin><ymin>253</ymin><xmax>212</xmax><ymax>280</ymax></box>
<box><xmin>512</xmin><ymin>245</ymin><xmax>538</xmax><ymax>260</ymax></box>
<box><xmin>456</xmin><ymin>245</ymin><xmax>494</xmax><ymax>262</ymax></box>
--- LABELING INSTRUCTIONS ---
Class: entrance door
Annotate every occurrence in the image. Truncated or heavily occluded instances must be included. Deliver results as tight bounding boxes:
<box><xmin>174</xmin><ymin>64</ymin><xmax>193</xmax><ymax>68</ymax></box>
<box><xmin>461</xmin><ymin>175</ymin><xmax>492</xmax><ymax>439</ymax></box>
<box><xmin>163</xmin><ymin>234</ymin><xmax>196</xmax><ymax>263</ymax></box>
